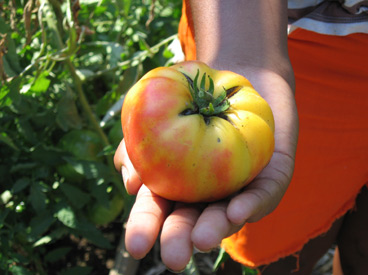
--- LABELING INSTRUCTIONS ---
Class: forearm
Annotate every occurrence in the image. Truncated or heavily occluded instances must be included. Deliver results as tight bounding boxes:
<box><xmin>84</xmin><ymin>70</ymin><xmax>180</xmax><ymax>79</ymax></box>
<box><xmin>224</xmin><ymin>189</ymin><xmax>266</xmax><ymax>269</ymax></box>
<box><xmin>189</xmin><ymin>2</ymin><xmax>298</xmax><ymax>217</ymax></box>
<box><xmin>189</xmin><ymin>0</ymin><xmax>294</xmax><ymax>90</ymax></box>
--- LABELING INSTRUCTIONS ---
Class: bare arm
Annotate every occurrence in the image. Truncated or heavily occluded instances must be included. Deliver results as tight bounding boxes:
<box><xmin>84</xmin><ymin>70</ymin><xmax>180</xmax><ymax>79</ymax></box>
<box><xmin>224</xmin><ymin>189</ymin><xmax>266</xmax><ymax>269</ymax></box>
<box><xmin>191</xmin><ymin>0</ymin><xmax>293</xmax><ymax>85</ymax></box>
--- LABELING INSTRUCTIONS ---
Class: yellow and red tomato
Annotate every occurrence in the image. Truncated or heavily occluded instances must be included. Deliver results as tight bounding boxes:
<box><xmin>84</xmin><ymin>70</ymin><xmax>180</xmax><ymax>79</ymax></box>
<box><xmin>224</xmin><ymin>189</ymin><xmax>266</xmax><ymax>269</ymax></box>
<box><xmin>121</xmin><ymin>61</ymin><xmax>274</xmax><ymax>203</ymax></box>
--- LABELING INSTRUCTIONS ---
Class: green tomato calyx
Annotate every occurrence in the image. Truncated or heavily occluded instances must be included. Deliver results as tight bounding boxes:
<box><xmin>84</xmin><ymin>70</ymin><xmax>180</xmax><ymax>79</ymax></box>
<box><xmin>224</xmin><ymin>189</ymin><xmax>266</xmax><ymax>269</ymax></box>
<box><xmin>183</xmin><ymin>70</ymin><xmax>230</xmax><ymax>117</ymax></box>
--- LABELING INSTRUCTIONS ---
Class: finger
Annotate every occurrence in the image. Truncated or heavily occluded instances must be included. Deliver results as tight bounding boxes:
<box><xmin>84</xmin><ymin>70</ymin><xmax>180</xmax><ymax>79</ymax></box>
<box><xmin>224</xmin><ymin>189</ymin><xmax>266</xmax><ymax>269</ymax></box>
<box><xmin>113</xmin><ymin>139</ymin><xmax>125</xmax><ymax>172</ymax></box>
<box><xmin>227</xmin><ymin>151</ymin><xmax>292</xmax><ymax>224</ymax></box>
<box><xmin>113</xmin><ymin>139</ymin><xmax>142</xmax><ymax>195</ymax></box>
<box><xmin>125</xmin><ymin>185</ymin><xmax>172</xmax><ymax>259</ymax></box>
<box><xmin>160</xmin><ymin>203</ymin><xmax>203</xmax><ymax>272</ymax></box>
<box><xmin>191</xmin><ymin>202</ymin><xmax>243</xmax><ymax>252</ymax></box>
<box><xmin>227</xmin><ymin>179</ymin><xmax>278</xmax><ymax>225</ymax></box>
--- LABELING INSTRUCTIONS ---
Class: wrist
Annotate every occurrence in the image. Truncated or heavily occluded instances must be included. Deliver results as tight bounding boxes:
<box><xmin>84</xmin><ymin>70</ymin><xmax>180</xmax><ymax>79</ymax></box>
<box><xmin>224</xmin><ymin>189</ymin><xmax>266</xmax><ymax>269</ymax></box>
<box><xmin>201</xmin><ymin>57</ymin><xmax>295</xmax><ymax>95</ymax></box>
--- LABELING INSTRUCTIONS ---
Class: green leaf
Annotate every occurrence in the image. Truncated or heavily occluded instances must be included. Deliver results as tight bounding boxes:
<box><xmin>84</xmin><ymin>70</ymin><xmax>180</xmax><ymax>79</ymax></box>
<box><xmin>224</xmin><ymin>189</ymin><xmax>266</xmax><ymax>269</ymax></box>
<box><xmin>75</xmin><ymin>69</ymin><xmax>95</xmax><ymax>81</ymax></box>
<box><xmin>66</xmin><ymin>25</ymin><xmax>78</xmax><ymax>54</ymax></box>
<box><xmin>0</xmin><ymin>190</ymin><xmax>12</xmax><ymax>204</ymax></box>
<box><xmin>99</xmin><ymin>144</ymin><xmax>116</xmax><ymax>156</ymax></box>
<box><xmin>7</xmin><ymin>77</ymin><xmax>22</xmax><ymax>106</ymax></box>
<box><xmin>33</xmin><ymin>235</ymin><xmax>53</xmax><ymax>247</ymax></box>
<box><xmin>62</xmin><ymin>157</ymin><xmax>110</xmax><ymax>180</ymax></box>
<box><xmin>122</xmin><ymin>0</ymin><xmax>132</xmax><ymax>15</ymax></box>
<box><xmin>44</xmin><ymin>246</ymin><xmax>72</xmax><ymax>263</ymax></box>
<box><xmin>10</xmin><ymin>162</ymin><xmax>38</xmax><ymax>173</ymax></box>
<box><xmin>163</xmin><ymin>46</ymin><xmax>175</xmax><ymax>59</ymax></box>
<box><xmin>89</xmin><ymin>183</ymin><xmax>110</xmax><ymax>208</ymax></box>
<box><xmin>30</xmin><ymin>145</ymin><xmax>65</xmax><ymax>166</ymax></box>
<box><xmin>30</xmin><ymin>72</ymin><xmax>51</xmax><ymax>93</ymax></box>
<box><xmin>118</xmin><ymin>65</ymin><xmax>140</xmax><ymax>93</ymax></box>
<box><xmin>213</xmin><ymin>90</ymin><xmax>227</xmax><ymax>106</ymax></box>
<box><xmin>60</xmin><ymin>183</ymin><xmax>91</xmax><ymax>209</ymax></box>
<box><xmin>9</xmin><ymin>253</ymin><xmax>30</xmax><ymax>265</ymax></box>
<box><xmin>29</xmin><ymin>212</ymin><xmax>55</xmax><ymax>238</ymax></box>
<box><xmin>242</xmin><ymin>266</ymin><xmax>259</xmax><ymax>275</ymax></box>
<box><xmin>0</xmin><ymin>132</ymin><xmax>19</xmax><ymax>151</ymax></box>
<box><xmin>213</xmin><ymin>100</ymin><xmax>230</xmax><ymax>114</ymax></box>
<box><xmin>9</xmin><ymin>265</ymin><xmax>32</xmax><ymax>275</ymax></box>
<box><xmin>56</xmin><ymin>89</ymin><xmax>83</xmax><ymax>131</ymax></box>
<box><xmin>96</xmin><ymin>90</ymin><xmax>118</xmax><ymax>116</ymax></box>
<box><xmin>213</xmin><ymin>247</ymin><xmax>230</xmax><ymax>272</ymax></box>
<box><xmin>73</xmin><ymin>219</ymin><xmax>112</xmax><ymax>248</ymax></box>
<box><xmin>29</xmin><ymin>182</ymin><xmax>47</xmax><ymax>212</ymax></box>
<box><xmin>200</xmin><ymin>73</ymin><xmax>206</xmax><ymax>92</ymax></box>
<box><xmin>183</xmin><ymin>256</ymin><xmax>200</xmax><ymax>275</ymax></box>
<box><xmin>16</xmin><ymin>118</ymin><xmax>38</xmax><ymax>144</ymax></box>
<box><xmin>0</xmin><ymin>17</ymin><xmax>10</xmax><ymax>33</ymax></box>
<box><xmin>2</xmin><ymin>55</ymin><xmax>18</xmax><ymax>77</ymax></box>
<box><xmin>12</xmin><ymin>178</ymin><xmax>31</xmax><ymax>194</ymax></box>
<box><xmin>107</xmin><ymin>43</ymin><xmax>125</xmax><ymax>68</ymax></box>
<box><xmin>56</xmin><ymin>206</ymin><xmax>78</xmax><ymax>229</ymax></box>
<box><xmin>2</xmin><ymin>35</ymin><xmax>23</xmax><ymax>76</ymax></box>
<box><xmin>0</xmin><ymin>209</ymin><xmax>10</xmax><ymax>229</ymax></box>
<box><xmin>208</xmin><ymin>75</ymin><xmax>215</xmax><ymax>95</ymax></box>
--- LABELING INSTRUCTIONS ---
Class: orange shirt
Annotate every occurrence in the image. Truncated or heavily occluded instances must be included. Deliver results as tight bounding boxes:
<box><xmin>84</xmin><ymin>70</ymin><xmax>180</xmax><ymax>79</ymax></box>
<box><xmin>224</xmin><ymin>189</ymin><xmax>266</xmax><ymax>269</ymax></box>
<box><xmin>178</xmin><ymin>0</ymin><xmax>368</xmax><ymax>268</ymax></box>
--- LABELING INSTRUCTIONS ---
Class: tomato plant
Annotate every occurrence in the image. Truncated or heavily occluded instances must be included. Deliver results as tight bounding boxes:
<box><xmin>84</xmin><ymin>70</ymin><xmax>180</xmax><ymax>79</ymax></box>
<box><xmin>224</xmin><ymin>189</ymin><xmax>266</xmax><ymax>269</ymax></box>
<box><xmin>88</xmin><ymin>193</ymin><xmax>125</xmax><ymax>226</ymax></box>
<box><xmin>108</xmin><ymin>120</ymin><xmax>124</xmax><ymax>147</ymax></box>
<box><xmin>57</xmin><ymin>129</ymin><xmax>104</xmax><ymax>182</ymax></box>
<box><xmin>0</xmin><ymin>0</ymin><xmax>182</xmax><ymax>273</ymax></box>
<box><xmin>122</xmin><ymin>61</ymin><xmax>275</xmax><ymax>203</ymax></box>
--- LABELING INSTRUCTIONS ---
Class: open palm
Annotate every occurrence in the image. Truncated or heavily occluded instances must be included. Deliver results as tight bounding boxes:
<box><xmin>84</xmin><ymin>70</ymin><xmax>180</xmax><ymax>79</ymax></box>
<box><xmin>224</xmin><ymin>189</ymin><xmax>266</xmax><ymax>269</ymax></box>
<box><xmin>114</xmin><ymin>67</ymin><xmax>298</xmax><ymax>272</ymax></box>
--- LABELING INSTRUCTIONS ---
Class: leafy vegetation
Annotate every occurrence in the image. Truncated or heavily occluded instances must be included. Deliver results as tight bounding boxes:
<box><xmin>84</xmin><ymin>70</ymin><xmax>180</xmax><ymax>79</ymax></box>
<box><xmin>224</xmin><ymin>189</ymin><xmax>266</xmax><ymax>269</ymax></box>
<box><xmin>0</xmin><ymin>0</ymin><xmax>181</xmax><ymax>273</ymax></box>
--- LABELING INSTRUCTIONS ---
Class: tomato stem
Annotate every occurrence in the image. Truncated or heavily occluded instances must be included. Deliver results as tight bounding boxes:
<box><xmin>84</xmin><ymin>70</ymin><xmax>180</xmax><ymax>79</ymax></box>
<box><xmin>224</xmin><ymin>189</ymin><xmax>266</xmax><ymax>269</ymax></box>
<box><xmin>183</xmin><ymin>71</ymin><xmax>230</xmax><ymax>117</ymax></box>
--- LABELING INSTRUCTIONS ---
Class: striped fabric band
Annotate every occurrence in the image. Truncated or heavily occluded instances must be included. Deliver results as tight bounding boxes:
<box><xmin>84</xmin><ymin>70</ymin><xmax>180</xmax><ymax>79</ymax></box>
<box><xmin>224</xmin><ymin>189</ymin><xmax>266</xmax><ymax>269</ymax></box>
<box><xmin>288</xmin><ymin>0</ymin><xmax>368</xmax><ymax>35</ymax></box>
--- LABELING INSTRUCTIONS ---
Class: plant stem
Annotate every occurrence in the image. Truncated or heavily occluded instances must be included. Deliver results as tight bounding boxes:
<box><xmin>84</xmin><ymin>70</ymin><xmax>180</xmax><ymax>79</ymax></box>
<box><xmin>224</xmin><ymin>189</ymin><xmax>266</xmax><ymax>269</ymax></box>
<box><xmin>47</xmin><ymin>0</ymin><xmax>124</xmax><ymax>193</ymax></box>
<box><xmin>65</xmin><ymin>59</ymin><xmax>124</xmax><ymax>193</ymax></box>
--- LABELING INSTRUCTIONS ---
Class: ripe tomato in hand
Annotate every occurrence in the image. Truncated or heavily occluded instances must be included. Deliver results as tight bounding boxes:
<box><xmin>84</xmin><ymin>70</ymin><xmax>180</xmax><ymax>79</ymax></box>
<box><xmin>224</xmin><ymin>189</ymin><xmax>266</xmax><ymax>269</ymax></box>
<box><xmin>121</xmin><ymin>61</ymin><xmax>274</xmax><ymax>203</ymax></box>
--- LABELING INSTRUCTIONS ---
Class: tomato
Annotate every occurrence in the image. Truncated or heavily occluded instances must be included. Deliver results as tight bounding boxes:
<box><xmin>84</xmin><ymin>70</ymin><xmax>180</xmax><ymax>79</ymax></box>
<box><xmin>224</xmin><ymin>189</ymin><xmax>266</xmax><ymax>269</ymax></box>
<box><xmin>57</xmin><ymin>129</ymin><xmax>103</xmax><ymax>182</ymax></box>
<box><xmin>88</xmin><ymin>193</ymin><xmax>124</xmax><ymax>226</ymax></box>
<box><xmin>121</xmin><ymin>61</ymin><xmax>275</xmax><ymax>203</ymax></box>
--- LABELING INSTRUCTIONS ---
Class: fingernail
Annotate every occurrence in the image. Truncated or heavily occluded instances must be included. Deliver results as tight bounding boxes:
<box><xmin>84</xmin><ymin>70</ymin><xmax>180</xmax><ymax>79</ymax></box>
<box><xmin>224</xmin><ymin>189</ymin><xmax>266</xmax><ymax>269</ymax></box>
<box><xmin>166</xmin><ymin>267</ymin><xmax>186</xmax><ymax>274</ymax></box>
<box><xmin>122</xmin><ymin>166</ymin><xmax>129</xmax><ymax>184</ymax></box>
<box><xmin>193</xmin><ymin>246</ymin><xmax>212</xmax><ymax>254</ymax></box>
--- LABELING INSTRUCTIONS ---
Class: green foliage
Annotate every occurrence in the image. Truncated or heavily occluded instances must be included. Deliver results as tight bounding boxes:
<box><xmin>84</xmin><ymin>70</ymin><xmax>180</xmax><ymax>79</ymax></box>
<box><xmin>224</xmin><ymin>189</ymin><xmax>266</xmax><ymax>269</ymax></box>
<box><xmin>213</xmin><ymin>248</ymin><xmax>259</xmax><ymax>275</ymax></box>
<box><xmin>0</xmin><ymin>0</ymin><xmax>181</xmax><ymax>273</ymax></box>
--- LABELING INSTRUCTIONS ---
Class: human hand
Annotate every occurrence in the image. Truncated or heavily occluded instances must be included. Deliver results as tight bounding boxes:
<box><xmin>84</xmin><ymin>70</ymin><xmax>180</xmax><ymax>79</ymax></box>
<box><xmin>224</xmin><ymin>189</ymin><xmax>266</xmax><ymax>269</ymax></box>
<box><xmin>113</xmin><ymin>67</ymin><xmax>298</xmax><ymax>272</ymax></box>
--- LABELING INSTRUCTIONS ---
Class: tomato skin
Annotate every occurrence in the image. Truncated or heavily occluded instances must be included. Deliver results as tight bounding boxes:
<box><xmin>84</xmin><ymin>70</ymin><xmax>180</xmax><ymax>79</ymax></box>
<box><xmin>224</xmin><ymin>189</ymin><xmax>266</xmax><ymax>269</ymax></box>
<box><xmin>121</xmin><ymin>61</ymin><xmax>274</xmax><ymax>203</ymax></box>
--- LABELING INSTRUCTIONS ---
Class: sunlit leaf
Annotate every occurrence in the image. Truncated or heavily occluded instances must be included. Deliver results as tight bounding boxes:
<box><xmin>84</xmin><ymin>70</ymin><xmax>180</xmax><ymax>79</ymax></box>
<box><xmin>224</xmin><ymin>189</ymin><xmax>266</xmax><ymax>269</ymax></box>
<box><xmin>0</xmin><ymin>132</ymin><xmax>19</xmax><ymax>150</ymax></box>
<box><xmin>56</xmin><ymin>206</ymin><xmax>77</xmax><ymax>229</ymax></box>
<box><xmin>213</xmin><ymin>247</ymin><xmax>230</xmax><ymax>272</ymax></box>
<box><xmin>33</xmin><ymin>235</ymin><xmax>53</xmax><ymax>247</ymax></box>
<box><xmin>30</xmin><ymin>73</ymin><xmax>51</xmax><ymax>93</ymax></box>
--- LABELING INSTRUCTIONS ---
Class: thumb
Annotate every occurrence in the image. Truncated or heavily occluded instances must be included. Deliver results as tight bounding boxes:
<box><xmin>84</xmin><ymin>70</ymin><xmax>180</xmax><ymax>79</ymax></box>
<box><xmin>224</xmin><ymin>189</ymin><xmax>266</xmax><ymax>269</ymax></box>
<box><xmin>226</xmin><ymin>152</ymin><xmax>293</xmax><ymax>224</ymax></box>
<box><xmin>114</xmin><ymin>139</ymin><xmax>142</xmax><ymax>195</ymax></box>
